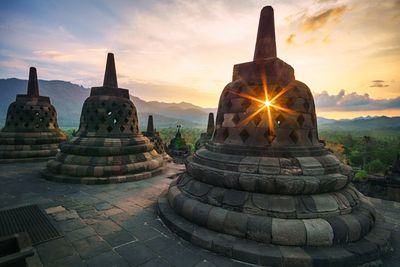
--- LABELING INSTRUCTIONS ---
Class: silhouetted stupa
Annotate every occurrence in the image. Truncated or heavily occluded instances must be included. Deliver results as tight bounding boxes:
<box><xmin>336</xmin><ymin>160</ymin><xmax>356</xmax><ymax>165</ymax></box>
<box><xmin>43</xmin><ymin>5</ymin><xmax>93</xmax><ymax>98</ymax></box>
<box><xmin>158</xmin><ymin>6</ymin><xmax>390</xmax><ymax>266</ymax></box>
<box><xmin>195</xmin><ymin>113</ymin><xmax>214</xmax><ymax>150</ymax></box>
<box><xmin>167</xmin><ymin>125</ymin><xmax>190</xmax><ymax>159</ymax></box>
<box><xmin>143</xmin><ymin>115</ymin><xmax>171</xmax><ymax>161</ymax></box>
<box><xmin>0</xmin><ymin>67</ymin><xmax>66</xmax><ymax>163</ymax></box>
<box><xmin>43</xmin><ymin>53</ymin><xmax>164</xmax><ymax>184</ymax></box>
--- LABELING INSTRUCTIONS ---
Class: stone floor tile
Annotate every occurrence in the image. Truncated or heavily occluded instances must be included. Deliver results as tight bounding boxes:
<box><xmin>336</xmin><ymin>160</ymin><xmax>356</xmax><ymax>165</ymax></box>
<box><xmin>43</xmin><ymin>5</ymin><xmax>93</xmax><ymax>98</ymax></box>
<box><xmin>65</xmin><ymin>227</ymin><xmax>97</xmax><ymax>242</ymax></box>
<box><xmin>115</xmin><ymin>242</ymin><xmax>156</xmax><ymax>266</ymax></box>
<box><xmin>71</xmin><ymin>235</ymin><xmax>111</xmax><ymax>259</ymax></box>
<box><xmin>86</xmin><ymin>251</ymin><xmax>129</xmax><ymax>267</ymax></box>
<box><xmin>102</xmin><ymin>229</ymin><xmax>137</xmax><ymax>248</ymax></box>
<box><xmin>36</xmin><ymin>238</ymin><xmax>76</xmax><ymax>265</ymax></box>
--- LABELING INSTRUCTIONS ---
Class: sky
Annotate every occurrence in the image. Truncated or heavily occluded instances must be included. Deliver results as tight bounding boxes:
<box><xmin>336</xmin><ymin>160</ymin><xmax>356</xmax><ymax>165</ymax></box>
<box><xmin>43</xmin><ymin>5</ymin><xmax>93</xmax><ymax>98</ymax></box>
<box><xmin>0</xmin><ymin>0</ymin><xmax>399</xmax><ymax>119</ymax></box>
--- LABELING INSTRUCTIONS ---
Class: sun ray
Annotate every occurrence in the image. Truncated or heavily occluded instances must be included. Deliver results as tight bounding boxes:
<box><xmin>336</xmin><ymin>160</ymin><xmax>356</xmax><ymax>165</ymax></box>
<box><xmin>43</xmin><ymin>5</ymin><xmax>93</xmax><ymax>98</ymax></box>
<box><xmin>237</xmin><ymin>104</ymin><xmax>266</xmax><ymax>127</ymax></box>
<box><xmin>269</xmin><ymin>81</ymin><xmax>296</xmax><ymax>103</ymax></box>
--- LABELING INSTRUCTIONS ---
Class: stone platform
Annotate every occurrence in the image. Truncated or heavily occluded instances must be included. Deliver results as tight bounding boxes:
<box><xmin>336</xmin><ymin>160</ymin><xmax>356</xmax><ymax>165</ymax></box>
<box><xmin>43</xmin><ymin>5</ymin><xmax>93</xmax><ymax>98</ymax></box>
<box><xmin>0</xmin><ymin>162</ymin><xmax>399</xmax><ymax>267</ymax></box>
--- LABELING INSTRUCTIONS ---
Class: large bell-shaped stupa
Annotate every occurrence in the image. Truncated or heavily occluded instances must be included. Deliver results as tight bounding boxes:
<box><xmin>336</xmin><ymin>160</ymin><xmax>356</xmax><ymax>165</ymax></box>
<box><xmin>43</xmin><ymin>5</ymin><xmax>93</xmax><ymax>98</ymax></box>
<box><xmin>43</xmin><ymin>53</ymin><xmax>164</xmax><ymax>184</ymax></box>
<box><xmin>158</xmin><ymin>6</ymin><xmax>391</xmax><ymax>266</ymax></box>
<box><xmin>0</xmin><ymin>67</ymin><xmax>66</xmax><ymax>163</ymax></box>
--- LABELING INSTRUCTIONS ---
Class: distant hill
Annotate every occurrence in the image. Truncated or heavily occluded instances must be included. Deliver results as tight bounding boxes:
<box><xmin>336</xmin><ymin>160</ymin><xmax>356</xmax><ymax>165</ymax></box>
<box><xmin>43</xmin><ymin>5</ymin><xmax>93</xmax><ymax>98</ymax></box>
<box><xmin>0</xmin><ymin>78</ymin><xmax>210</xmax><ymax>128</ymax></box>
<box><xmin>0</xmin><ymin>78</ymin><xmax>399</xmax><ymax>132</ymax></box>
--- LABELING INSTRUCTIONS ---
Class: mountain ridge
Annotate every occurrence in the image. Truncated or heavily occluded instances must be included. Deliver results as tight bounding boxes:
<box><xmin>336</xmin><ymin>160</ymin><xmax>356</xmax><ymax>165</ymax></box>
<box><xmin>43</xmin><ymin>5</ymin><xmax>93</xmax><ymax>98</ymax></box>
<box><xmin>1</xmin><ymin>78</ymin><xmax>399</xmax><ymax>131</ymax></box>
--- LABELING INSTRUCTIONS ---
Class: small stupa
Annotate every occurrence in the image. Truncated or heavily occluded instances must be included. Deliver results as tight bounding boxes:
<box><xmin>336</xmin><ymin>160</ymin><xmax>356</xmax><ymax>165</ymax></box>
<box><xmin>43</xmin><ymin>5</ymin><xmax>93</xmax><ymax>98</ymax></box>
<box><xmin>0</xmin><ymin>67</ymin><xmax>66</xmax><ymax>163</ymax></box>
<box><xmin>143</xmin><ymin>115</ymin><xmax>171</xmax><ymax>161</ymax></box>
<box><xmin>195</xmin><ymin>113</ymin><xmax>214</xmax><ymax>150</ymax></box>
<box><xmin>158</xmin><ymin>6</ymin><xmax>390</xmax><ymax>266</ymax></box>
<box><xmin>167</xmin><ymin>125</ymin><xmax>190</xmax><ymax>159</ymax></box>
<box><xmin>43</xmin><ymin>53</ymin><xmax>163</xmax><ymax>184</ymax></box>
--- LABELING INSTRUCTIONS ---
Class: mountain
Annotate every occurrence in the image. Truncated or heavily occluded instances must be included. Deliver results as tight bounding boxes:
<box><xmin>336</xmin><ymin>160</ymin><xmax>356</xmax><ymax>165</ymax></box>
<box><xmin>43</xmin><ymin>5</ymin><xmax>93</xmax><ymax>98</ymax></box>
<box><xmin>0</xmin><ymin>78</ymin><xmax>399</xmax><ymax>132</ymax></box>
<box><xmin>0</xmin><ymin>78</ymin><xmax>210</xmax><ymax>128</ymax></box>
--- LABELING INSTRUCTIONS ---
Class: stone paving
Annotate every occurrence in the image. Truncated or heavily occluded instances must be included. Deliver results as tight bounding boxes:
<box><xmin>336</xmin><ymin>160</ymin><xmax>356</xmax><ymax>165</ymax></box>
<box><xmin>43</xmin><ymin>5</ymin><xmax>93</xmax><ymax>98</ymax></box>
<box><xmin>0</xmin><ymin>161</ymin><xmax>399</xmax><ymax>267</ymax></box>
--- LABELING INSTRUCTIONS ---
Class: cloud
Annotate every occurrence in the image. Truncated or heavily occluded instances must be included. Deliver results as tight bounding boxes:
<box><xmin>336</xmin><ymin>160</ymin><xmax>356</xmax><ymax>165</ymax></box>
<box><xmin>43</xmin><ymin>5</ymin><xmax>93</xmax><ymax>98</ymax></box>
<box><xmin>286</xmin><ymin>33</ymin><xmax>296</xmax><ymax>45</ymax></box>
<box><xmin>370</xmin><ymin>80</ymin><xmax>389</xmax><ymax>88</ymax></box>
<box><xmin>314</xmin><ymin>89</ymin><xmax>400</xmax><ymax>111</ymax></box>
<box><xmin>301</xmin><ymin>6</ymin><xmax>347</xmax><ymax>32</ymax></box>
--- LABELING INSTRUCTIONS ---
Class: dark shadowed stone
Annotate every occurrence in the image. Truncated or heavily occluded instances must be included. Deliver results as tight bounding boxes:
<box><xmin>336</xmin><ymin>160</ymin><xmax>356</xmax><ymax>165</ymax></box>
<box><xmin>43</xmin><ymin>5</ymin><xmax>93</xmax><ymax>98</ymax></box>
<box><xmin>207</xmin><ymin>187</ymin><xmax>225</xmax><ymax>206</ymax></box>
<box><xmin>222</xmin><ymin>190</ymin><xmax>247</xmax><ymax>208</ymax></box>
<box><xmin>354</xmin><ymin>212</ymin><xmax>372</xmax><ymax>237</ymax></box>
<box><xmin>187</xmin><ymin>180</ymin><xmax>213</xmax><ymax>198</ymax></box>
<box><xmin>192</xmin><ymin>202</ymin><xmax>213</xmax><ymax>227</ymax></box>
<box><xmin>246</xmin><ymin>214</ymin><xmax>272</xmax><ymax>242</ymax></box>
<box><xmin>207</xmin><ymin>207</ymin><xmax>228</xmax><ymax>232</ymax></box>
<box><xmin>223</xmin><ymin>211</ymin><xmax>248</xmax><ymax>237</ymax></box>
<box><xmin>325</xmin><ymin>216</ymin><xmax>349</xmax><ymax>244</ymax></box>
<box><xmin>339</xmin><ymin>215</ymin><xmax>361</xmax><ymax>242</ymax></box>
<box><xmin>280</xmin><ymin>246</ymin><xmax>313</xmax><ymax>267</ymax></box>
<box><xmin>181</xmin><ymin>198</ymin><xmax>197</xmax><ymax>221</ymax></box>
<box><xmin>211</xmin><ymin>233</ymin><xmax>236</xmax><ymax>257</ymax></box>
<box><xmin>344</xmin><ymin>240</ymin><xmax>379</xmax><ymax>264</ymax></box>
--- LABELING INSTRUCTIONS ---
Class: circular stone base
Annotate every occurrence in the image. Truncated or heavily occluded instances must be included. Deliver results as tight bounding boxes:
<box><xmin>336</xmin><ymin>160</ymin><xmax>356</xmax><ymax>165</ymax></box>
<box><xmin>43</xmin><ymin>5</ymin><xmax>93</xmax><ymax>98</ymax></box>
<box><xmin>41</xmin><ymin>167</ymin><xmax>164</xmax><ymax>184</ymax></box>
<box><xmin>0</xmin><ymin>156</ymin><xmax>55</xmax><ymax>164</ymax></box>
<box><xmin>157</xmin><ymin>196</ymin><xmax>391</xmax><ymax>267</ymax></box>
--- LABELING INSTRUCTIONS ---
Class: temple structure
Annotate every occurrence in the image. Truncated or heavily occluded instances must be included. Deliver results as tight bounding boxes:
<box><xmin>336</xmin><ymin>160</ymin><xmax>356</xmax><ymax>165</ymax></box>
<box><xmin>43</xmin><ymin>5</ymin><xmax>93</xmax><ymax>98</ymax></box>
<box><xmin>43</xmin><ymin>53</ymin><xmax>164</xmax><ymax>184</ymax></box>
<box><xmin>0</xmin><ymin>67</ymin><xmax>66</xmax><ymax>163</ymax></box>
<box><xmin>158</xmin><ymin>6</ymin><xmax>390</xmax><ymax>266</ymax></box>
<box><xmin>143</xmin><ymin>115</ymin><xmax>171</xmax><ymax>161</ymax></box>
<box><xmin>195</xmin><ymin>113</ymin><xmax>214</xmax><ymax>150</ymax></box>
<box><xmin>167</xmin><ymin>125</ymin><xmax>190</xmax><ymax>160</ymax></box>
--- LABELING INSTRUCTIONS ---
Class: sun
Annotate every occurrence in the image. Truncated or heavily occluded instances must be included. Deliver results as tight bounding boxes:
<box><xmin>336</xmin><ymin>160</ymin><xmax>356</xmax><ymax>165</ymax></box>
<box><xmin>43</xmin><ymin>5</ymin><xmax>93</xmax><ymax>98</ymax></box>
<box><xmin>264</xmin><ymin>99</ymin><xmax>271</xmax><ymax>107</ymax></box>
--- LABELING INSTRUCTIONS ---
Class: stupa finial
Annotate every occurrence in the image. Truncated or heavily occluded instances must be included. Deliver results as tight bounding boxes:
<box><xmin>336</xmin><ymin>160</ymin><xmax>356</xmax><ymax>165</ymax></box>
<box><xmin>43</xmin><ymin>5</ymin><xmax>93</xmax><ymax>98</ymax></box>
<box><xmin>206</xmin><ymin>113</ymin><xmax>214</xmax><ymax>135</ymax></box>
<box><xmin>103</xmin><ymin>53</ymin><xmax>118</xmax><ymax>88</ymax></box>
<box><xmin>147</xmin><ymin>115</ymin><xmax>155</xmax><ymax>134</ymax></box>
<box><xmin>27</xmin><ymin>67</ymin><xmax>39</xmax><ymax>97</ymax></box>
<box><xmin>253</xmin><ymin>6</ymin><xmax>277</xmax><ymax>60</ymax></box>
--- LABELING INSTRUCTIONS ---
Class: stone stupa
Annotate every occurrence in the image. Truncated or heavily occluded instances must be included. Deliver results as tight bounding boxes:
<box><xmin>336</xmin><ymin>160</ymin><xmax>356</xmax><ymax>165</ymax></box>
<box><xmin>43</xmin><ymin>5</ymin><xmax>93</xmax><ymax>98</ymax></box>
<box><xmin>43</xmin><ymin>53</ymin><xmax>164</xmax><ymax>184</ymax></box>
<box><xmin>167</xmin><ymin>125</ymin><xmax>190</xmax><ymax>159</ymax></box>
<box><xmin>195</xmin><ymin>113</ymin><xmax>214</xmax><ymax>150</ymax></box>
<box><xmin>158</xmin><ymin>6</ymin><xmax>390</xmax><ymax>266</ymax></box>
<box><xmin>0</xmin><ymin>67</ymin><xmax>66</xmax><ymax>163</ymax></box>
<box><xmin>143</xmin><ymin>115</ymin><xmax>171</xmax><ymax>161</ymax></box>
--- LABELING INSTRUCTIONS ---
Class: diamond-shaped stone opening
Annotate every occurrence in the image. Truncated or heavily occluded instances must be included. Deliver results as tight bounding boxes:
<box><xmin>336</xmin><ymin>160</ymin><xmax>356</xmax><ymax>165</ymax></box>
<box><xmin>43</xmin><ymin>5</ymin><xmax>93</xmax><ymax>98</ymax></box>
<box><xmin>289</xmin><ymin>130</ymin><xmax>299</xmax><ymax>144</ymax></box>
<box><xmin>216</xmin><ymin>114</ymin><xmax>224</xmax><ymax>125</ymax></box>
<box><xmin>120</xmin><ymin>125</ymin><xmax>125</xmax><ymax>132</ymax></box>
<box><xmin>224</xmin><ymin>91</ymin><xmax>230</xmax><ymax>98</ymax></box>
<box><xmin>222</xmin><ymin>128</ymin><xmax>229</xmax><ymax>141</ymax></box>
<box><xmin>275</xmin><ymin>114</ymin><xmax>285</xmax><ymax>126</ymax></box>
<box><xmin>303</xmin><ymin>100</ymin><xmax>310</xmax><ymax>111</ymax></box>
<box><xmin>253</xmin><ymin>113</ymin><xmax>262</xmax><ymax>126</ymax></box>
<box><xmin>240</xmin><ymin>129</ymin><xmax>250</xmax><ymax>143</ymax></box>
<box><xmin>100</xmin><ymin>116</ymin><xmax>106</xmax><ymax>123</ymax></box>
<box><xmin>130</xmin><ymin>125</ymin><xmax>134</xmax><ymax>132</ymax></box>
<box><xmin>226</xmin><ymin>100</ymin><xmax>233</xmax><ymax>110</ymax></box>
<box><xmin>232</xmin><ymin>114</ymin><xmax>240</xmax><ymax>125</ymax></box>
<box><xmin>263</xmin><ymin>128</ymin><xmax>275</xmax><ymax>144</ymax></box>
<box><xmin>308</xmin><ymin>130</ymin><xmax>313</xmax><ymax>143</ymax></box>
<box><xmin>107</xmin><ymin>126</ymin><xmax>113</xmax><ymax>132</ymax></box>
<box><xmin>297</xmin><ymin>114</ymin><xmax>305</xmax><ymax>127</ymax></box>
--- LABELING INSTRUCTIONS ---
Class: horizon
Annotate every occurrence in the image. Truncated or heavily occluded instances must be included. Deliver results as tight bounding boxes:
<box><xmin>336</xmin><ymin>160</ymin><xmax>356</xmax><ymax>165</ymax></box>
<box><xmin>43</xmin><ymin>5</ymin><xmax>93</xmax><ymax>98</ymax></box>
<box><xmin>0</xmin><ymin>0</ymin><xmax>399</xmax><ymax>119</ymax></box>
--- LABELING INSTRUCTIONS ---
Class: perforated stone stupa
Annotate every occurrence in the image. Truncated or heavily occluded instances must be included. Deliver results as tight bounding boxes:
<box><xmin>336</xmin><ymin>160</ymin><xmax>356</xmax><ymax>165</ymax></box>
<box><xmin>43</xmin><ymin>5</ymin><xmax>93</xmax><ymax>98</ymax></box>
<box><xmin>0</xmin><ymin>67</ymin><xmax>66</xmax><ymax>163</ymax></box>
<box><xmin>143</xmin><ymin>115</ymin><xmax>171</xmax><ymax>161</ymax></box>
<box><xmin>158</xmin><ymin>6</ymin><xmax>391</xmax><ymax>266</ymax></box>
<box><xmin>195</xmin><ymin>113</ymin><xmax>214</xmax><ymax>150</ymax></box>
<box><xmin>43</xmin><ymin>53</ymin><xmax>163</xmax><ymax>184</ymax></box>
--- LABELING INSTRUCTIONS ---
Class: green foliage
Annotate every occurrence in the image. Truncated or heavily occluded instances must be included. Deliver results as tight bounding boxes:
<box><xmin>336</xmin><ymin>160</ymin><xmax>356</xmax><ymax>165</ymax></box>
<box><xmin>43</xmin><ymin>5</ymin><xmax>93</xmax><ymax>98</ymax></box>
<box><xmin>320</xmin><ymin>129</ymin><xmax>400</xmax><ymax>175</ymax></box>
<box><xmin>365</xmin><ymin>159</ymin><xmax>385</xmax><ymax>174</ymax></box>
<box><xmin>354</xmin><ymin>170</ymin><xmax>368</xmax><ymax>181</ymax></box>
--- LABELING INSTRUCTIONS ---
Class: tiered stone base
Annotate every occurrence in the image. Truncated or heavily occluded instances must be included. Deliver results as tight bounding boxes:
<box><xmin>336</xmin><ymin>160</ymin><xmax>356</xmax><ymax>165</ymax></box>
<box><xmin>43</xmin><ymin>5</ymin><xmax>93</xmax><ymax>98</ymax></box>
<box><xmin>42</xmin><ymin>136</ymin><xmax>164</xmax><ymax>184</ymax></box>
<box><xmin>0</xmin><ymin>132</ymin><xmax>65</xmax><ymax>163</ymax></box>
<box><xmin>158</xmin><ymin>193</ymin><xmax>391</xmax><ymax>267</ymax></box>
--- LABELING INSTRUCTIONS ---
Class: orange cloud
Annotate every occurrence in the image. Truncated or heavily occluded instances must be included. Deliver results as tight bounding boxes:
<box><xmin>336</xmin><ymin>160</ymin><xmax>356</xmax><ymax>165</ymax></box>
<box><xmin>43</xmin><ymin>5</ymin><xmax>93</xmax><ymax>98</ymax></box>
<box><xmin>301</xmin><ymin>6</ymin><xmax>347</xmax><ymax>32</ymax></box>
<box><xmin>286</xmin><ymin>33</ymin><xmax>296</xmax><ymax>45</ymax></box>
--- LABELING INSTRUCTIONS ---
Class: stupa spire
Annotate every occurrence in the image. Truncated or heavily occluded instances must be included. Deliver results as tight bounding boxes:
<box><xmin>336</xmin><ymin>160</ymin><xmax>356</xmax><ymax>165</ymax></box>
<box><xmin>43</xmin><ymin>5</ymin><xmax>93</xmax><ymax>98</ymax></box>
<box><xmin>253</xmin><ymin>6</ymin><xmax>277</xmax><ymax>60</ymax></box>
<box><xmin>27</xmin><ymin>67</ymin><xmax>39</xmax><ymax>97</ymax></box>
<box><xmin>147</xmin><ymin>115</ymin><xmax>154</xmax><ymax>134</ymax></box>
<box><xmin>206</xmin><ymin>113</ymin><xmax>214</xmax><ymax>135</ymax></box>
<box><xmin>103</xmin><ymin>53</ymin><xmax>118</xmax><ymax>88</ymax></box>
